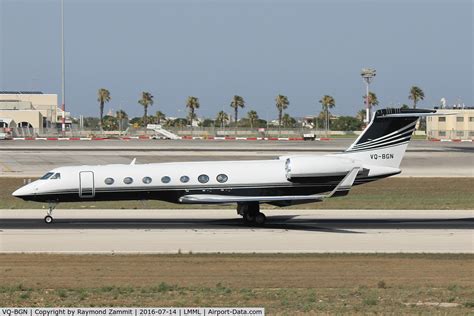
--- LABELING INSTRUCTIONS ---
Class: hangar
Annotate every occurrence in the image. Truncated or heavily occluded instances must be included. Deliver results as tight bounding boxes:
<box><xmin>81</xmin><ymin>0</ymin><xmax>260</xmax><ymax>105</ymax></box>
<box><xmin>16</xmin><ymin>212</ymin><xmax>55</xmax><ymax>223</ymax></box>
<box><xmin>0</xmin><ymin>91</ymin><xmax>71</xmax><ymax>132</ymax></box>
<box><xmin>426</xmin><ymin>108</ymin><xmax>474</xmax><ymax>140</ymax></box>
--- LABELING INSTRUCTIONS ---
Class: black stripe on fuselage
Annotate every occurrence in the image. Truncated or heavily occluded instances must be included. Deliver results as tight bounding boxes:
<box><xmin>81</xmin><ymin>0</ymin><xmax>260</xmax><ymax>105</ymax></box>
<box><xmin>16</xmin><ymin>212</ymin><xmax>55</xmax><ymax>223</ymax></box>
<box><xmin>28</xmin><ymin>175</ymin><xmax>354</xmax><ymax>196</ymax></box>
<box><xmin>20</xmin><ymin>183</ymin><xmax>340</xmax><ymax>203</ymax></box>
<box><xmin>16</xmin><ymin>173</ymin><xmax>398</xmax><ymax>203</ymax></box>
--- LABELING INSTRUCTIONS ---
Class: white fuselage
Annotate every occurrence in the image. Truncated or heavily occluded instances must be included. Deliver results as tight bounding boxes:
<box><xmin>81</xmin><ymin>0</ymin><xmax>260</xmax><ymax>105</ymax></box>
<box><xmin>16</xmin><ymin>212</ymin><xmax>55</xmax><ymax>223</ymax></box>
<box><xmin>12</xmin><ymin>154</ymin><xmax>399</xmax><ymax>204</ymax></box>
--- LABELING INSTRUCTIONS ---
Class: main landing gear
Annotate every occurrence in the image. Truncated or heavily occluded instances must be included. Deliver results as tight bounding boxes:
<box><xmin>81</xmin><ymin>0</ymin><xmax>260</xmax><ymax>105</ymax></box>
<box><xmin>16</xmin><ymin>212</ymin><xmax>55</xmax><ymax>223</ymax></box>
<box><xmin>44</xmin><ymin>202</ymin><xmax>57</xmax><ymax>224</ymax></box>
<box><xmin>237</xmin><ymin>202</ymin><xmax>266</xmax><ymax>226</ymax></box>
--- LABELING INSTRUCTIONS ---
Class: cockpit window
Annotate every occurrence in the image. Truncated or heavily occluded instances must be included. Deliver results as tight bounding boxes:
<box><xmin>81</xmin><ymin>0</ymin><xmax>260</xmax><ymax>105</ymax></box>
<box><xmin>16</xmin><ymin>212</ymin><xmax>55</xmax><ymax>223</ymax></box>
<box><xmin>40</xmin><ymin>172</ymin><xmax>54</xmax><ymax>180</ymax></box>
<box><xmin>50</xmin><ymin>173</ymin><xmax>61</xmax><ymax>180</ymax></box>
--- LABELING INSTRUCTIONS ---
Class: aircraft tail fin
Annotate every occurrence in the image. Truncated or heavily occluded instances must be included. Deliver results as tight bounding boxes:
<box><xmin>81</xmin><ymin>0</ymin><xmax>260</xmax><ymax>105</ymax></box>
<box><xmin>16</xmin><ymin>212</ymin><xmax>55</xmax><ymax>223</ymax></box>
<box><xmin>339</xmin><ymin>108</ymin><xmax>436</xmax><ymax>168</ymax></box>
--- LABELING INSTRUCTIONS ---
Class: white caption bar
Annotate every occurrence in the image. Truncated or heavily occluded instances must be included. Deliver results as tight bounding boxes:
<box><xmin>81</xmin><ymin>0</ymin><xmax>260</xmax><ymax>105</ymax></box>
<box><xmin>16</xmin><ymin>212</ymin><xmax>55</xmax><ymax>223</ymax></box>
<box><xmin>0</xmin><ymin>308</ymin><xmax>264</xmax><ymax>316</ymax></box>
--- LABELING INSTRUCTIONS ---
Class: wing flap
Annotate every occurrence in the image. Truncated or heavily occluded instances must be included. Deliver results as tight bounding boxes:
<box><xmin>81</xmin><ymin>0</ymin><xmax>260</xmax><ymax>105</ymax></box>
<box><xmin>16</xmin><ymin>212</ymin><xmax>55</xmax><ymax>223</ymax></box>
<box><xmin>179</xmin><ymin>194</ymin><xmax>326</xmax><ymax>204</ymax></box>
<box><xmin>179</xmin><ymin>167</ymin><xmax>360</xmax><ymax>204</ymax></box>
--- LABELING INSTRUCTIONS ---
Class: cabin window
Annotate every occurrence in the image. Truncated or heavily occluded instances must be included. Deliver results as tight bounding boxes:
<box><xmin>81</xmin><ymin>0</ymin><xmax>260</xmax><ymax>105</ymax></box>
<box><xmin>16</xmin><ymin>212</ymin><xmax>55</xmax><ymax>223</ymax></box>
<box><xmin>161</xmin><ymin>176</ymin><xmax>171</xmax><ymax>184</ymax></box>
<box><xmin>198</xmin><ymin>174</ymin><xmax>209</xmax><ymax>183</ymax></box>
<box><xmin>216</xmin><ymin>174</ymin><xmax>228</xmax><ymax>183</ymax></box>
<box><xmin>180</xmin><ymin>176</ymin><xmax>190</xmax><ymax>183</ymax></box>
<box><xmin>142</xmin><ymin>177</ymin><xmax>152</xmax><ymax>184</ymax></box>
<box><xmin>40</xmin><ymin>172</ymin><xmax>54</xmax><ymax>180</ymax></box>
<box><xmin>50</xmin><ymin>173</ymin><xmax>61</xmax><ymax>180</ymax></box>
<box><xmin>104</xmin><ymin>178</ymin><xmax>114</xmax><ymax>185</ymax></box>
<box><xmin>123</xmin><ymin>177</ymin><xmax>133</xmax><ymax>184</ymax></box>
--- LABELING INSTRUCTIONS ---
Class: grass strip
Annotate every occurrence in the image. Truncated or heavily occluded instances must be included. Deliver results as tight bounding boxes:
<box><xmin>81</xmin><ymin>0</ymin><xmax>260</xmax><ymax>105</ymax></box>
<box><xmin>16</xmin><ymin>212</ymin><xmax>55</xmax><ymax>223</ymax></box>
<box><xmin>1</xmin><ymin>253</ymin><xmax>473</xmax><ymax>314</ymax></box>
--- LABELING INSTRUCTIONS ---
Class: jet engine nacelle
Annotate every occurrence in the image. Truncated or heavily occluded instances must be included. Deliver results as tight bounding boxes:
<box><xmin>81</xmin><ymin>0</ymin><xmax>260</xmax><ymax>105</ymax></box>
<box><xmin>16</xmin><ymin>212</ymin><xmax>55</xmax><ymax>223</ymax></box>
<box><xmin>282</xmin><ymin>155</ymin><xmax>362</xmax><ymax>181</ymax></box>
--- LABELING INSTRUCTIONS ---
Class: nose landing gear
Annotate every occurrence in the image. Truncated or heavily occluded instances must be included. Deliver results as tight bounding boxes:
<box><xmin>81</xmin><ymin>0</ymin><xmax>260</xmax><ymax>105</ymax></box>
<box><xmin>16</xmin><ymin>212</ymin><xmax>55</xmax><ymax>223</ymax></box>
<box><xmin>44</xmin><ymin>215</ymin><xmax>53</xmax><ymax>224</ymax></box>
<box><xmin>237</xmin><ymin>202</ymin><xmax>266</xmax><ymax>226</ymax></box>
<box><xmin>44</xmin><ymin>203</ymin><xmax>57</xmax><ymax>224</ymax></box>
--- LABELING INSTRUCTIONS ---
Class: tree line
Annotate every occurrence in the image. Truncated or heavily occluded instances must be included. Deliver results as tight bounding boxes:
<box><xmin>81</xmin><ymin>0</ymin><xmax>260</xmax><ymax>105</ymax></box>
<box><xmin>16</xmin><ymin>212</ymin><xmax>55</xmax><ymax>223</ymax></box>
<box><xmin>91</xmin><ymin>86</ymin><xmax>425</xmax><ymax>131</ymax></box>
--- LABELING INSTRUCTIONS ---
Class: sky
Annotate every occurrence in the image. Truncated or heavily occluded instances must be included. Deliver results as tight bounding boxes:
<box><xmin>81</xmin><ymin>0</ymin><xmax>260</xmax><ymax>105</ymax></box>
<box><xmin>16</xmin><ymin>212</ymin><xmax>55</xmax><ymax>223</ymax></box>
<box><xmin>1</xmin><ymin>0</ymin><xmax>472</xmax><ymax>120</ymax></box>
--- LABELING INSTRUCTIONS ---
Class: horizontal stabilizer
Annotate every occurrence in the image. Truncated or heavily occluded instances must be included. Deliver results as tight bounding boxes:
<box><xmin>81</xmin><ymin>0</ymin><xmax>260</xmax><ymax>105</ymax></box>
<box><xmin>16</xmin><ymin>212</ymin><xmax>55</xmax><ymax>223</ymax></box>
<box><xmin>381</xmin><ymin>112</ymin><xmax>453</xmax><ymax>118</ymax></box>
<box><xmin>179</xmin><ymin>167</ymin><xmax>360</xmax><ymax>204</ymax></box>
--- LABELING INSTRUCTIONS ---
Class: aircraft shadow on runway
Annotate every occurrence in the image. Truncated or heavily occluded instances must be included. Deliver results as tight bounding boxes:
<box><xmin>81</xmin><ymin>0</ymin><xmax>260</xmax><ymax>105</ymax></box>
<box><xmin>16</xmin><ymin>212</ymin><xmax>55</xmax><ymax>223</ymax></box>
<box><xmin>447</xmin><ymin>146</ymin><xmax>474</xmax><ymax>153</ymax></box>
<box><xmin>1</xmin><ymin>216</ymin><xmax>473</xmax><ymax>233</ymax></box>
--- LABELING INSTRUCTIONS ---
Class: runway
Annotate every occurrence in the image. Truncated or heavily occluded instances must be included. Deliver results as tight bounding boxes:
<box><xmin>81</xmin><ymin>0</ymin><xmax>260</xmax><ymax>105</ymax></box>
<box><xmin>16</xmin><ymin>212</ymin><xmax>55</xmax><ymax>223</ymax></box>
<box><xmin>2</xmin><ymin>138</ymin><xmax>473</xmax><ymax>151</ymax></box>
<box><xmin>1</xmin><ymin>209</ymin><xmax>472</xmax><ymax>253</ymax></box>
<box><xmin>1</xmin><ymin>140</ymin><xmax>473</xmax><ymax>177</ymax></box>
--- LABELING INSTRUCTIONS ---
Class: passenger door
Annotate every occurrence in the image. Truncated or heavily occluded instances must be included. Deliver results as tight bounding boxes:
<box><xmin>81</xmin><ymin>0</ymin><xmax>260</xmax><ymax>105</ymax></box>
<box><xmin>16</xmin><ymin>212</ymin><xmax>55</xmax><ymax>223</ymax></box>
<box><xmin>79</xmin><ymin>171</ymin><xmax>95</xmax><ymax>198</ymax></box>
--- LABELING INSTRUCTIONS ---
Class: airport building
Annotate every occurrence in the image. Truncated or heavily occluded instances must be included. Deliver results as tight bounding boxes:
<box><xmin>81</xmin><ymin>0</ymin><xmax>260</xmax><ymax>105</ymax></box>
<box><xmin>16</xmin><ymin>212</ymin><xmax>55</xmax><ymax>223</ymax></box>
<box><xmin>426</xmin><ymin>108</ymin><xmax>474</xmax><ymax>140</ymax></box>
<box><xmin>0</xmin><ymin>91</ymin><xmax>71</xmax><ymax>132</ymax></box>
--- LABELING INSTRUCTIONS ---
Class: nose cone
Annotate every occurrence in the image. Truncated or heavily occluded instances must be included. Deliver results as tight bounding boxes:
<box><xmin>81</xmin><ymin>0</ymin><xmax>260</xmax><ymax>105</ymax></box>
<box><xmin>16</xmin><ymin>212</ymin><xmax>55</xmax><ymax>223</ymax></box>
<box><xmin>12</xmin><ymin>184</ymin><xmax>35</xmax><ymax>198</ymax></box>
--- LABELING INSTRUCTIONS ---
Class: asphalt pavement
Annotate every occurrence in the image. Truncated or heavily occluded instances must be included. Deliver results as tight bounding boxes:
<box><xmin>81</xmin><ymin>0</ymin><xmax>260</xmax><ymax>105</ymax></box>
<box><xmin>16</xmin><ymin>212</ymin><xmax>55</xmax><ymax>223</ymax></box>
<box><xmin>1</xmin><ymin>209</ymin><xmax>472</xmax><ymax>253</ymax></box>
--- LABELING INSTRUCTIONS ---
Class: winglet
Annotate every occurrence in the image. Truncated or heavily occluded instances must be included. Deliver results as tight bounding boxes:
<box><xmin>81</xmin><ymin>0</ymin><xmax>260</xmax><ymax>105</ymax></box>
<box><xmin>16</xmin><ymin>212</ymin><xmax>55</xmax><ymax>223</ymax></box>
<box><xmin>327</xmin><ymin>167</ymin><xmax>360</xmax><ymax>198</ymax></box>
<box><xmin>130</xmin><ymin>158</ymin><xmax>136</xmax><ymax>165</ymax></box>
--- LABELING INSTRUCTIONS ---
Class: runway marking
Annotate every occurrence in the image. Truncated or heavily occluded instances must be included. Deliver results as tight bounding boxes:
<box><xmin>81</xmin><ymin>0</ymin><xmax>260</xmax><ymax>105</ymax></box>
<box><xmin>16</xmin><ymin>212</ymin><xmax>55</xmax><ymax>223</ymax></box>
<box><xmin>0</xmin><ymin>161</ymin><xmax>18</xmax><ymax>173</ymax></box>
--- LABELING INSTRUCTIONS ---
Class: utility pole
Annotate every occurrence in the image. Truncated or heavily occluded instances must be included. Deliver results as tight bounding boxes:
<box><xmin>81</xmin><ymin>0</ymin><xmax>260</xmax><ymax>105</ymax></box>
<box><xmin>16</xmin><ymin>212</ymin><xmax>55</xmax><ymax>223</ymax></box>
<box><xmin>61</xmin><ymin>0</ymin><xmax>66</xmax><ymax>133</ymax></box>
<box><xmin>361</xmin><ymin>68</ymin><xmax>376</xmax><ymax>123</ymax></box>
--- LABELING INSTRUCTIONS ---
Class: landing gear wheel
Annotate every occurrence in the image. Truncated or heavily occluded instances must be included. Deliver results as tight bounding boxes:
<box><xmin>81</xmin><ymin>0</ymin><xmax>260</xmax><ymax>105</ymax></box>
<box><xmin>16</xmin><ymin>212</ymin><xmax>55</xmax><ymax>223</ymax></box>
<box><xmin>244</xmin><ymin>213</ymin><xmax>256</xmax><ymax>224</ymax></box>
<box><xmin>255</xmin><ymin>212</ymin><xmax>266</xmax><ymax>226</ymax></box>
<box><xmin>45</xmin><ymin>202</ymin><xmax>57</xmax><ymax>224</ymax></box>
<box><xmin>239</xmin><ymin>202</ymin><xmax>266</xmax><ymax>226</ymax></box>
<box><xmin>44</xmin><ymin>215</ymin><xmax>53</xmax><ymax>224</ymax></box>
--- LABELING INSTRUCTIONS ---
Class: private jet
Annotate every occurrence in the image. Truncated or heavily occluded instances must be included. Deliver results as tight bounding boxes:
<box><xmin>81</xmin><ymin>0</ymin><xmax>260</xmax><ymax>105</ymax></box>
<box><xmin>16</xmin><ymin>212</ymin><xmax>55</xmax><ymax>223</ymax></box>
<box><xmin>13</xmin><ymin>108</ymin><xmax>436</xmax><ymax>224</ymax></box>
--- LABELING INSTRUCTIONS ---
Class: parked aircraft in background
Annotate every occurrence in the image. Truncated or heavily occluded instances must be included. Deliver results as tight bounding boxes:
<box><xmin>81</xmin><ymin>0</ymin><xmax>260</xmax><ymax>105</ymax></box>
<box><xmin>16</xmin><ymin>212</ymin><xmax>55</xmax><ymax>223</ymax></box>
<box><xmin>13</xmin><ymin>108</ymin><xmax>437</xmax><ymax>225</ymax></box>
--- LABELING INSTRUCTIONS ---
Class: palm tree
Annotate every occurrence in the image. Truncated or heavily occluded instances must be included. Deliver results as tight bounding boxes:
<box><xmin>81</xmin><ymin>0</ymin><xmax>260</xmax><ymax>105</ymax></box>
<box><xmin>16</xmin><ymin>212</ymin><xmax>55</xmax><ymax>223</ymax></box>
<box><xmin>247</xmin><ymin>110</ymin><xmax>259</xmax><ymax>129</ymax></box>
<box><xmin>362</xmin><ymin>92</ymin><xmax>379</xmax><ymax>121</ymax></box>
<box><xmin>282</xmin><ymin>113</ymin><xmax>295</xmax><ymax>128</ymax></box>
<box><xmin>97</xmin><ymin>88</ymin><xmax>111</xmax><ymax>128</ymax></box>
<box><xmin>138</xmin><ymin>92</ymin><xmax>154</xmax><ymax>126</ymax></box>
<box><xmin>215</xmin><ymin>110</ymin><xmax>229</xmax><ymax>128</ymax></box>
<box><xmin>409</xmin><ymin>86</ymin><xmax>425</xmax><ymax>109</ymax></box>
<box><xmin>319</xmin><ymin>95</ymin><xmax>336</xmax><ymax>133</ymax></box>
<box><xmin>363</xmin><ymin>92</ymin><xmax>379</xmax><ymax>108</ymax></box>
<box><xmin>116</xmin><ymin>109</ymin><xmax>128</xmax><ymax>119</ymax></box>
<box><xmin>230</xmin><ymin>95</ymin><xmax>245</xmax><ymax>125</ymax></box>
<box><xmin>102</xmin><ymin>115</ymin><xmax>118</xmax><ymax>131</ymax></box>
<box><xmin>116</xmin><ymin>110</ymin><xmax>128</xmax><ymax>133</ymax></box>
<box><xmin>163</xmin><ymin>118</ymin><xmax>173</xmax><ymax>128</ymax></box>
<box><xmin>356</xmin><ymin>109</ymin><xmax>365</xmax><ymax>122</ymax></box>
<box><xmin>186</xmin><ymin>96</ymin><xmax>200</xmax><ymax>126</ymax></box>
<box><xmin>155</xmin><ymin>111</ymin><xmax>166</xmax><ymax>124</ymax></box>
<box><xmin>275</xmin><ymin>94</ymin><xmax>290</xmax><ymax>129</ymax></box>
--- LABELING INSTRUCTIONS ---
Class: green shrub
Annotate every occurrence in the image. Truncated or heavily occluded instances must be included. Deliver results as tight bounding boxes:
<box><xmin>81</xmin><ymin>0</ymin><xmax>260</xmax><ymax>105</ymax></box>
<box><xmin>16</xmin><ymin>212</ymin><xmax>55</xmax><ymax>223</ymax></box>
<box><xmin>363</xmin><ymin>297</ymin><xmax>378</xmax><ymax>306</ymax></box>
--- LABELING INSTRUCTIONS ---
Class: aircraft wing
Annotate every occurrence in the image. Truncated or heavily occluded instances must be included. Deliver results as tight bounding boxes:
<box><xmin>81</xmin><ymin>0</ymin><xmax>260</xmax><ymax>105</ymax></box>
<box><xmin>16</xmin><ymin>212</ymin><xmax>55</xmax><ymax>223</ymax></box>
<box><xmin>179</xmin><ymin>167</ymin><xmax>360</xmax><ymax>204</ymax></box>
